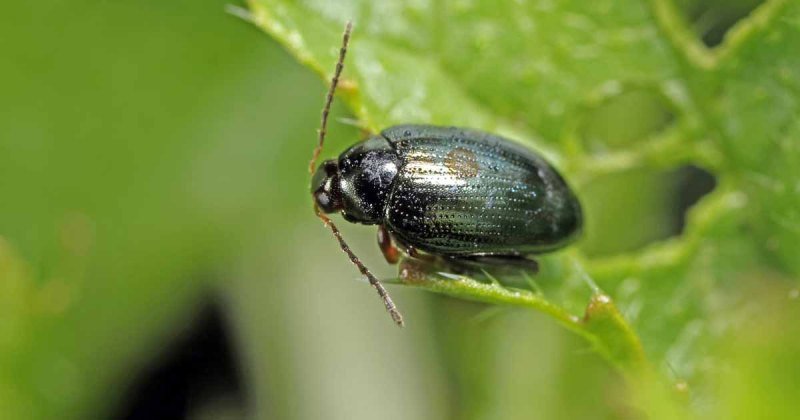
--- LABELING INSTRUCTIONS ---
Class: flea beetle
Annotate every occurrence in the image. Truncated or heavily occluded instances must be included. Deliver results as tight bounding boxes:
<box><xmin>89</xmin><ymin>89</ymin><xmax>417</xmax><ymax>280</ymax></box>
<box><xmin>310</xmin><ymin>22</ymin><xmax>582</xmax><ymax>327</ymax></box>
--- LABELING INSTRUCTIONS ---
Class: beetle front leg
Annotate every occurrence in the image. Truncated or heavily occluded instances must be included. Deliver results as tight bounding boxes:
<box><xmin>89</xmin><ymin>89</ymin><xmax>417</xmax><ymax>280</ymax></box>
<box><xmin>377</xmin><ymin>224</ymin><xmax>401</xmax><ymax>264</ymax></box>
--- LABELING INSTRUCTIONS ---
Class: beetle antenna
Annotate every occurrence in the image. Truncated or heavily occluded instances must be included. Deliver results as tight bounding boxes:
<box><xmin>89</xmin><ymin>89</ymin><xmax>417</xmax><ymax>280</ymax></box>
<box><xmin>315</xmin><ymin>205</ymin><xmax>405</xmax><ymax>327</ymax></box>
<box><xmin>309</xmin><ymin>22</ymin><xmax>404</xmax><ymax>327</ymax></box>
<box><xmin>309</xmin><ymin>21</ymin><xmax>352</xmax><ymax>175</ymax></box>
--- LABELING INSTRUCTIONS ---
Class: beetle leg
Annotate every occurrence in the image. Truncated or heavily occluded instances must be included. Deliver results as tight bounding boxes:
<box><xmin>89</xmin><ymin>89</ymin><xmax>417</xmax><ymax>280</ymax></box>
<box><xmin>401</xmin><ymin>243</ymin><xmax>439</xmax><ymax>263</ymax></box>
<box><xmin>405</xmin><ymin>244</ymin><xmax>428</xmax><ymax>260</ymax></box>
<box><xmin>377</xmin><ymin>225</ymin><xmax>401</xmax><ymax>264</ymax></box>
<box><xmin>445</xmin><ymin>254</ymin><xmax>540</xmax><ymax>274</ymax></box>
<box><xmin>386</xmin><ymin>232</ymin><xmax>437</xmax><ymax>263</ymax></box>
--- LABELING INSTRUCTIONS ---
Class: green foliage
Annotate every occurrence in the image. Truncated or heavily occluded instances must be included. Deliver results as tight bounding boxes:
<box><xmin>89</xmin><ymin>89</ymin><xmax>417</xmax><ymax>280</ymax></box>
<box><xmin>2</xmin><ymin>0</ymin><xmax>799</xmax><ymax>419</ymax></box>
<box><xmin>246</xmin><ymin>0</ymin><xmax>800</xmax><ymax>415</ymax></box>
<box><xmin>0</xmin><ymin>1</ymin><xmax>331</xmax><ymax>418</ymax></box>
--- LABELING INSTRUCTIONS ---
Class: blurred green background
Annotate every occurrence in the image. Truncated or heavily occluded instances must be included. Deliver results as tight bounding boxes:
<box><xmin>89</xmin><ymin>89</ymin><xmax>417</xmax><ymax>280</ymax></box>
<box><xmin>1</xmin><ymin>1</ymin><xmax>796</xmax><ymax>419</ymax></box>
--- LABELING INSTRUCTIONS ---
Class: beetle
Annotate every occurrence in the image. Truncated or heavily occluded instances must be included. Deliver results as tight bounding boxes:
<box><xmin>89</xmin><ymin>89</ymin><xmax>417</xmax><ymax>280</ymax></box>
<box><xmin>310</xmin><ymin>22</ymin><xmax>583</xmax><ymax>327</ymax></box>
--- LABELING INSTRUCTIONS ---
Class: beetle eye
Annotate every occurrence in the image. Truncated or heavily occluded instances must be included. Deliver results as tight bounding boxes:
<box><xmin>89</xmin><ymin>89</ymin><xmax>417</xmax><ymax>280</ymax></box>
<box><xmin>314</xmin><ymin>190</ymin><xmax>330</xmax><ymax>211</ymax></box>
<box><xmin>311</xmin><ymin>160</ymin><xmax>339</xmax><ymax>193</ymax></box>
<box><xmin>311</xmin><ymin>160</ymin><xmax>342</xmax><ymax>214</ymax></box>
<box><xmin>311</xmin><ymin>165</ymin><xmax>328</xmax><ymax>193</ymax></box>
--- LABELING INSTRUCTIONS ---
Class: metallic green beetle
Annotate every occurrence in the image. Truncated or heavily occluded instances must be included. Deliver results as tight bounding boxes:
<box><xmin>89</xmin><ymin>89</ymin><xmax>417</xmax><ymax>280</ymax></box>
<box><xmin>309</xmin><ymin>22</ymin><xmax>582</xmax><ymax>326</ymax></box>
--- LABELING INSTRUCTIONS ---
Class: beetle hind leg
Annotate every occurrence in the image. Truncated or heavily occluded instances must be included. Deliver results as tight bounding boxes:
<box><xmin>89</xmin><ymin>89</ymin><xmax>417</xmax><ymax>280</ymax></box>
<box><xmin>444</xmin><ymin>254</ymin><xmax>539</xmax><ymax>275</ymax></box>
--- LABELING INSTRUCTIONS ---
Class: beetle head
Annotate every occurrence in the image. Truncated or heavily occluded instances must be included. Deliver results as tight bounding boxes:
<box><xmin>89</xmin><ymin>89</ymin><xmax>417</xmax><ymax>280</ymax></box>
<box><xmin>311</xmin><ymin>160</ymin><xmax>343</xmax><ymax>213</ymax></box>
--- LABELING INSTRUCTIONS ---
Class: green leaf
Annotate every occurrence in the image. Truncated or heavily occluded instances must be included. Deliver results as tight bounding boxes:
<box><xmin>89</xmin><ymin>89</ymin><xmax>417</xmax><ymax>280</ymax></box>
<box><xmin>705</xmin><ymin>0</ymin><xmax>800</xmax><ymax>275</ymax></box>
<box><xmin>246</xmin><ymin>0</ymin><xmax>800</xmax><ymax>414</ymax></box>
<box><xmin>394</xmin><ymin>258</ymin><xmax>646</xmax><ymax>372</ymax></box>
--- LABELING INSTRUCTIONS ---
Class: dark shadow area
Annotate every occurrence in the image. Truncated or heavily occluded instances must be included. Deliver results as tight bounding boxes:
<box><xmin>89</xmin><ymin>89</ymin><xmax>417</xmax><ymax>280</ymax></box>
<box><xmin>112</xmin><ymin>301</ymin><xmax>245</xmax><ymax>420</ymax></box>
<box><xmin>579</xmin><ymin>89</ymin><xmax>675</xmax><ymax>154</ymax></box>
<box><xmin>675</xmin><ymin>0</ymin><xmax>765</xmax><ymax>47</ymax></box>
<box><xmin>580</xmin><ymin>164</ymin><xmax>717</xmax><ymax>258</ymax></box>
<box><xmin>672</xmin><ymin>165</ymin><xmax>717</xmax><ymax>233</ymax></box>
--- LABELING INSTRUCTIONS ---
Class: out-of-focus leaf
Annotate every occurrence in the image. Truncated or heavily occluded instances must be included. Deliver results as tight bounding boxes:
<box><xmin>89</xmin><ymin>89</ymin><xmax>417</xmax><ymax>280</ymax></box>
<box><xmin>0</xmin><ymin>1</ymin><xmax>331</xmax><ymax>417</ymax></box>
<box><xmin>0</xmin><ymin>239</ymin><xmax>36</xmax><ymax>420</ymax></box>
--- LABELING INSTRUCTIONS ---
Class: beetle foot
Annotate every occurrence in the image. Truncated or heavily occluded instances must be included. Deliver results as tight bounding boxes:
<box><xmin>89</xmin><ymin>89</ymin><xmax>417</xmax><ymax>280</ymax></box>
<box><xmin>399</xmin><ymin>258</ymin><xmax>436</xmax><ymax>283</ymax></box>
